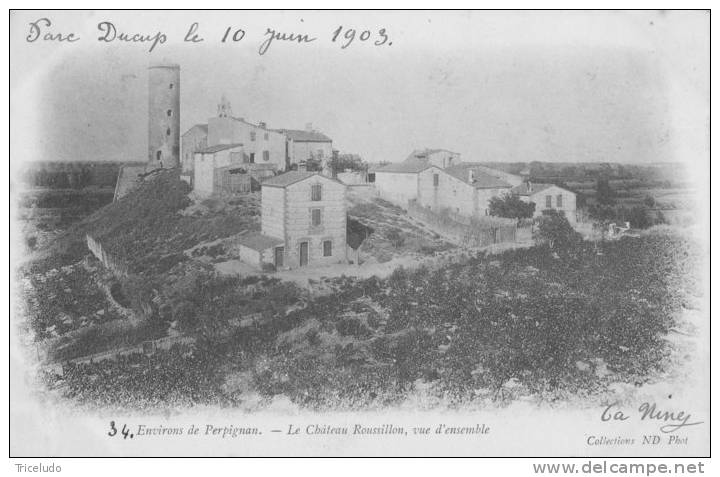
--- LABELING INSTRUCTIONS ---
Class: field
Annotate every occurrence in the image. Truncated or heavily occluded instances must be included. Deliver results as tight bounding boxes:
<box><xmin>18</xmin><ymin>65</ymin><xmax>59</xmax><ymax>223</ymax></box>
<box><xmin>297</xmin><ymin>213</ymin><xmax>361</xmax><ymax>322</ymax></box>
<box><xmin>43</xmin><ymin>227</ymin><xmax>702</xmax><ymax>411</ymax></box>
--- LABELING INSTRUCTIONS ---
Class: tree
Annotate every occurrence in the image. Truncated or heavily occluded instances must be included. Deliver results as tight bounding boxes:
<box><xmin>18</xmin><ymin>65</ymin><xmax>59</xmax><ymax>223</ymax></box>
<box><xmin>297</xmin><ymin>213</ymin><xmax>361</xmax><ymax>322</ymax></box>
<box><xmin>534</xmin><ymin>210</ymin><xmax>581</xmax><ymax>250</ymax></box>
<box><xmin>588</xmin><ymin>204</ymin><xmax>616</xmax><ymax>241</ymax></box>
<box><xmin>628</xmin><ymin>206</ymin><xmax>651</xmax><ymax>229</ymax></box>
<box><xmin>595</xmin><ymin>178</ymin><xmax>615</xmax><ymax>205</ymax></box>
<box><xmin>488</xmin><ymin>193</ymin><xmax>536</xmax><ymax>223</ymax></box>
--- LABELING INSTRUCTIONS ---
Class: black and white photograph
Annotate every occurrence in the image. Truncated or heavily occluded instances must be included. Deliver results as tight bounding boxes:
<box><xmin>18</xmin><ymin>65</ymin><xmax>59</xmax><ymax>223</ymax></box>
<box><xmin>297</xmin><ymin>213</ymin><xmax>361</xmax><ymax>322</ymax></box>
<box><xmin>8</xmin><ymin>9</ymin><xmax>711</xmax><ymax>461</ymax></box>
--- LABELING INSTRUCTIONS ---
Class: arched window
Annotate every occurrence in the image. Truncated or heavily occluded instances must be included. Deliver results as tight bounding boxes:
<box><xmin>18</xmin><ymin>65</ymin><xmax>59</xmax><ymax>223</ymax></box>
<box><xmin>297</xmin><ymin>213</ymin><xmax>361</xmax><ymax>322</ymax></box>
<box><xmin>156</xmin><ymin>151</ymin><xmax>162</xmax><ymax>161</ymax></box>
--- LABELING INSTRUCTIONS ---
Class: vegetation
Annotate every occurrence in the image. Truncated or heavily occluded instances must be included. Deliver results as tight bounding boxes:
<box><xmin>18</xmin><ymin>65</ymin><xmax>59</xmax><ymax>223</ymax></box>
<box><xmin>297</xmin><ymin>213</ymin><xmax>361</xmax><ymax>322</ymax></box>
<box><xmin>534</xmin><ymin>211</ymin><xmax>581</xmax><ymax>250</ymax></box>
<box><xmin>47</xmin><ymin>229</ymin><xmax>701</xmax><ymax>410</ymax></box>
<box><xmin>488</xmin><ymin>193</ymin><xmax>536</xmax><ymax>223</ymax></box>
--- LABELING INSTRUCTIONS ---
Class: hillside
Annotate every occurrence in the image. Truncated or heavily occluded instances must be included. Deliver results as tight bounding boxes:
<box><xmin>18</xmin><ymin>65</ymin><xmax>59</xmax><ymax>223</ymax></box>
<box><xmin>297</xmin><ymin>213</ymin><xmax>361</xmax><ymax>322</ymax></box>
<box><xmin>27</xmin><ymin>170</ymin><xmax>259</xmax><ymax>276</ymax></box>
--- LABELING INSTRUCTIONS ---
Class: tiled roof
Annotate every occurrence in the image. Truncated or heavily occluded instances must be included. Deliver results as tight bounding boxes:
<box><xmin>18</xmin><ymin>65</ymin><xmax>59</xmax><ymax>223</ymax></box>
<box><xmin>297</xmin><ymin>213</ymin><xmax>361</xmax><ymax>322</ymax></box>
<box><xmin>195</xmin><ymin>143</ymin><xmax>244</xmax><ymax>154</ymax></box>
<box><xmin>376</xmin><ymin>158</ymin><xmax>433</xmax><ymax>174</ymax></box>
<box><xmin>274</xmin><ymin>129</ymin><xmax>332</xmax><ymax>142</ymax></box>
<box><xmin>443</xmin><ymin>165</ymin><xmax>513</xmax><ymax>189</ymax></box>
<box><xmin>234</xmin><ymin>232</ymin><xmax>284</xmax><ymax>252</ymax></box>
<box><xmin>510</xmin><ymin>182</ymin><xmax>557</xmax><ymax>196</ymax></box>
<box><xmin>262</xmin><ymin>171</ymin><xmax>318</xmax><ymax>187</ymax></box>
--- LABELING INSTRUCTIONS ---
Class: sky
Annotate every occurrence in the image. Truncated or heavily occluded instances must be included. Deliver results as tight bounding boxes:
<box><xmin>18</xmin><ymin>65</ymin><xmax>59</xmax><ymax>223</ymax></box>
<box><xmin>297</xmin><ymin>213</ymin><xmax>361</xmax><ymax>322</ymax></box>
<box><xmin>10</xmin><ymin>10</ymin><xmax>709</xmax><ymax>166</ymax></box>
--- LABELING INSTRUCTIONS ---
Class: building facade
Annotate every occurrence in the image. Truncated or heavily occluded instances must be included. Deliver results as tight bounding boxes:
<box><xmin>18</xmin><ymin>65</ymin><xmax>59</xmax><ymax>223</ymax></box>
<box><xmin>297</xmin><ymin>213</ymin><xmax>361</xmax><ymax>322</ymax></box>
<box><xmin>274</xmin><ymin>125</ymin><xmax>333</xmax><ymax>167</ymax></box>
<box><xmin>193</xmin><ymin>143</ymin><xmax>244</xmax><ymax>197</ymax></box>
<box><xmin>511</xmin><ymin>182</ymin><xmax>577</xmax><ymax>222</ymax></box>
<box><xmin>181</xmin><ymin>98</ymin><xmax>334</xmax><ymax>183</ymax></box>
<box><xmin>180</xmin><ymin>124</ymin><xmax>208</xmax><ymax>182</ymax></box>
<box><xmin>254</xmin><ymin>171</ymin><xmax>347</xmax><ymax>269</ymax></box>
<box><xmin>417</xmin><ymin>165</ymin><xmax>513</xmax><ymax>217</ymax></box>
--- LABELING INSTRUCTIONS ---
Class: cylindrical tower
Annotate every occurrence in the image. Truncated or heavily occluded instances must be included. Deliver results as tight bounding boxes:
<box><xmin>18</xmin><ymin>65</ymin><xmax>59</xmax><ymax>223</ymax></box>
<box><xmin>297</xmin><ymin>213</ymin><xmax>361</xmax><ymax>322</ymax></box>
<box><xmin>148</xmin><ymin>62</ymin><xmax>180</xmax><ymax>169</ymax></box>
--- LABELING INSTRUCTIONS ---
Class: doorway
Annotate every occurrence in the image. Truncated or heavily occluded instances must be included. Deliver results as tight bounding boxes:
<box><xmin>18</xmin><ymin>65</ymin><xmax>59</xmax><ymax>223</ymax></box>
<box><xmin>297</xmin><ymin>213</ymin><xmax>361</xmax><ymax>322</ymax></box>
<box><xmin>274</xmin><ymin>246</ymin><xmax>284</xmax><ymax>268</ymax></box>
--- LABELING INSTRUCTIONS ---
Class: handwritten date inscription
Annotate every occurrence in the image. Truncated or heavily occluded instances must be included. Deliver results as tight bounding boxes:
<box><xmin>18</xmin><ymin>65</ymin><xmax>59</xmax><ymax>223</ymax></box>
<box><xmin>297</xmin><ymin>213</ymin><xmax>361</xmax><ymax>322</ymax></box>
<box><xmin>24</xmin><ymin>17</ymin><xmax>394</xmax><ymax>55</ymax></box>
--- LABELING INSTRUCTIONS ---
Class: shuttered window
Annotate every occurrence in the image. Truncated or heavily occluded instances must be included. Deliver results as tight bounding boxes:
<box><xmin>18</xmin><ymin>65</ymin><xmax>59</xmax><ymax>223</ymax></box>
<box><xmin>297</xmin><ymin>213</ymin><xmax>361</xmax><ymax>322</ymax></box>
<box><xmin>311</xmin><ymin>184</ymin><xmax>322</xmax><ymax>201</ymax></box>
<box><xmin>545</xmin><ymin>195</ymin><xmax>552</xmax><ymax>208</ymax></box>
<box><xmin>556</xmin><ymin>194</ymin><xmax>563</xmax><ymax>208</ymax></box>
<box><xmin>311</xmin><ymin>208</ymin><xmax>322</xmax><ymax>226</ymax></box>
<box><xmin>323</xmin><ymin>240</ymin><xmax>332</xmax><ymax>257</ymax></box>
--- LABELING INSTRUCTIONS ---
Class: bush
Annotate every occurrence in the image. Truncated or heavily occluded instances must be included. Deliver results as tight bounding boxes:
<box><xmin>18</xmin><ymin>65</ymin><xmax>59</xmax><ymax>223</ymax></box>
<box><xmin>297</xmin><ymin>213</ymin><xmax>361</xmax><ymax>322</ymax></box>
<box><xmin>385</xmin><ymin>227</ymin><xmax>405</xmax><ymax>248</ymax></box>
<box><xmin>533</xmin><ymin>211</ymin><xmax>581</xmax><ymax>250</ymax></box>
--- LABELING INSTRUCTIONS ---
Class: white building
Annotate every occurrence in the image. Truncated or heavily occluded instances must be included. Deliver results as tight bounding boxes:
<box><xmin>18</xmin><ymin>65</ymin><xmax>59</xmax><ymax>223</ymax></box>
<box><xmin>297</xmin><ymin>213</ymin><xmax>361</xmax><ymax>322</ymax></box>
<box><xmin>511</xmin><ymin>182</ymin><xmax>577</xmax><ymax>222</ymax></box>
<box><xmin>233</xmin><ymin>171</ymin><xmax>348</xmax><ymax>270</ymax></box>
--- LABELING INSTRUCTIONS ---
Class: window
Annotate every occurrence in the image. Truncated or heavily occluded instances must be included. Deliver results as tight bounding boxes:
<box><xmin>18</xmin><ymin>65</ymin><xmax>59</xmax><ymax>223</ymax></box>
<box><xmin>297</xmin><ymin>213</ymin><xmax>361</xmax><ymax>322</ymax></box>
<box><xmin>311</xmin><ymin>208</ymin><xmax>322</xmax><ymax>226</ymax></box>
<box><xmin>311</xmin><ymin>184</ymin><xmax>322</xmax><ymax>201</ymax></box>
<box><xmin>169</xmin><ymin>83</ymin><xmax>174</xmax><ymax>89</ymax></box>
<box><xmin>156</xmin><ymin>151</ymin><xmax>162</xmax><ymax>161</ymax></box>
<box><xmin>556</xmin><ymin>194</ymin><xmax>563</xmax><ymax>208</ymax></box>
<box><xmin>166</xmin><ymin>128</ymin><xmax>171</xmax><ymax>136</ymax></box>
<box><xmin>263</xmin><ymin>150</ymin><xmax>270</xmax><ymax>162</ymax></box>
<box><xmin>317</xmin><ymin>149</ymin><xmax>324</xmax><ymax>159</ymax></box>
<box><xmin>250</xmin><ymin>132</ymin><xmax>256</xmax><ymax>141</ymax></box>
<box><xmin>167</xmin><ymin>109</ymin><xmax>173</xmax><ymax>117</ymax></box>
<box><xmin>323</xmin><ymin>240</ymin><xmax>332</xmax><ymax>257</ymax></box>
<box><xmin>433</xmin><ymin>174</ymin><xmax>439</xmax><ymax>187</ymax></box>
<box><xmin>264</xmin><ymin>133</ymin><xmax>269</xmax><ymax>141</ymax></box>
<box><xmin>249</xmin><ymin>153</ymin><xmax>255</xmax><ymax>163</ymax></box>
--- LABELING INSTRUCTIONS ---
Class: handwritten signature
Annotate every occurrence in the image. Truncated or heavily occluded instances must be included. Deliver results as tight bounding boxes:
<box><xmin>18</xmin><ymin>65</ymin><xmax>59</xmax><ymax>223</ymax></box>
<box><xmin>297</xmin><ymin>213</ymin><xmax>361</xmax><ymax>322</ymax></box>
<box><xmin>601</xmin><ymin>402</ymin><xmax>703</xmax><ymax>433</ymax></box>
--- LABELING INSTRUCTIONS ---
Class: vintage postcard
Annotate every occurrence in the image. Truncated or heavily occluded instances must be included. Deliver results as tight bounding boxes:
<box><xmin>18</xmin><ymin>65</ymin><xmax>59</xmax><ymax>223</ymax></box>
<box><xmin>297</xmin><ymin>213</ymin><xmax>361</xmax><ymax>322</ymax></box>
<box><xmin>9</xmin><ymin>10</ymin><xmax>710</xmax><ymax>458</ymax></box>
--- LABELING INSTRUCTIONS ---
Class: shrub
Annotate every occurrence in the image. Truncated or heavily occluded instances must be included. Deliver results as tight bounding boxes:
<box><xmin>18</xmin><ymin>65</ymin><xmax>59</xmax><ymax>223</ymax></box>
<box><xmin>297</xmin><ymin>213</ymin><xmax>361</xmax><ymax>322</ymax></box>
<box><xmin>385</xmin><ymin>227</ymin><xmax>405</xmax><ymax>248</ymax></box>
<box><xmin>534</xmin><ymin>211</ymin><xmax>581</xmax><ymax>250</ymax></box>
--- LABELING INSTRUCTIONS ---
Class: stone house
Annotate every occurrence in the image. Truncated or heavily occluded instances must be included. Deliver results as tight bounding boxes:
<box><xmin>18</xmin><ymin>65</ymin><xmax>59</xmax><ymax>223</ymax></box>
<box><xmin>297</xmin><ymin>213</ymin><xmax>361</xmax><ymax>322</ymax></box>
<box><xmin>511</xmin><ymin>182</ymin><xmax>577</xmax><ymax>222</ymax></box>
<box><xmin>182</xmin><ymin>98</ymin><xmax>333</xmax><ymax>181</ymax></box>
<box><xmin>417</xmin><ymin>165</ymin><xmax>513</xmax><ymax>217</ymax></box>
<box><xmin>234</xmin><ymin>171</ymin><xmax>347</xmax><ymax>270</ymax></box>
<box><xmin>373</xmin><ymin>158</ymin><xmax>432</xmax><ymax>206</ymax></box>
<box><xmin>273</xmin><ymin>125</ymin><xmax>334</xmax><ymax>167</ymax></box>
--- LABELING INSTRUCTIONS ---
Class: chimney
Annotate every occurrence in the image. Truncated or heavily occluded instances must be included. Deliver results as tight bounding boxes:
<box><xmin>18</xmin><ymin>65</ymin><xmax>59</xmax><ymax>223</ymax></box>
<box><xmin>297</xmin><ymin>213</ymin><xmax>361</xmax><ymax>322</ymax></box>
<box><xmin>259</xmin><ymin>121</ymin><xmax>267</xmax><ymax>129</ymax></box>
<box><xmin>305</xmin><ymin>122</ymin><xmax>314</xmax><ymax>132</ymax></box>
<box><xmin>468</xmin><ymin>169</ymin><xmax>475</xmax><ymax>183</ymax></box>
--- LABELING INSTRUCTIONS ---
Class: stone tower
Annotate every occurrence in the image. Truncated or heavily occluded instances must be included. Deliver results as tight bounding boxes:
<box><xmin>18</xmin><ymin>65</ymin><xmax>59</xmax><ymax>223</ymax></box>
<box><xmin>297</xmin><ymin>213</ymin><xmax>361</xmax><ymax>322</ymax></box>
<box><xmin>147</xmin><ymin>62</ymin><xmax>180</xmax><ymax>169</ymax></box>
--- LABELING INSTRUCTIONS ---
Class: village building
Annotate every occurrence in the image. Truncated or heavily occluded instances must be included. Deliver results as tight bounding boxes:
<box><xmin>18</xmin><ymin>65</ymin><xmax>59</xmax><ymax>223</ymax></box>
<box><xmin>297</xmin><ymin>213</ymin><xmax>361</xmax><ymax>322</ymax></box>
<box><xmin>417</xmin><ymin>164</ymin><xmax>514</xmax><ymax>217</ymax></box>
<box><xmin>206</xmin><ymin>96</ymin><xmax>288</xmax><ymax>172</ymax></box>
<box><xmin>180</xmin><ymin>124</ymin><xmax>208</xmax><ymax>184</ymax></box>
<box><xmin>373</xmin><ymin>148</ymin><xmax>466</xmax><ymax>206</ymax></box>
<box><xmin>454</xmin><ymin>163</ymin><xmax>524</xmax><ymax>187</ymax></box>
<box><xmin>233</xmin><ymin>171</ymin><xmax>348</xmax><ymax>270</ymax></box>
<box><xmin>511</xmin><ymin>182</ymin><xmax>577</xmax><ymax>222</ymax></box>
<box><xmin>192</xmin><ymin>143</ymin><xmax>277</xmax><ymax>197</ymax></box>
<box><xmin>373</xmin><ymin>158</ymin><xmax>430</xmax><ymax>206</ymax></box>
<box><xmin>273</xmin><ymin>124</ymin><xmax>334</xmax><ymax>167</ymax></box>
<box><xmin>181</xmin><ymin>97</ymin><xmax>334</xmax><ymax>193</ymax></box>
